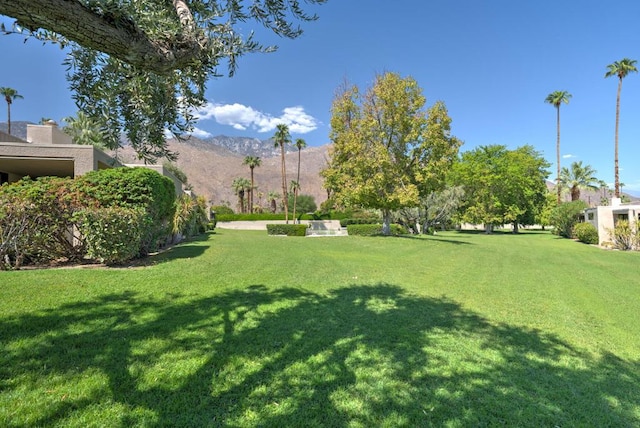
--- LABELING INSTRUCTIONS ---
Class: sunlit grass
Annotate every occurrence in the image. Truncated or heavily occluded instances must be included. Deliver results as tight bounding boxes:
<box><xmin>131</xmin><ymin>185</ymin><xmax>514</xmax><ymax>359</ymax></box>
<box><xmin>1</xmin><ymin>229</ymin><xmax>639</xmax><ymax>426</ymax></box>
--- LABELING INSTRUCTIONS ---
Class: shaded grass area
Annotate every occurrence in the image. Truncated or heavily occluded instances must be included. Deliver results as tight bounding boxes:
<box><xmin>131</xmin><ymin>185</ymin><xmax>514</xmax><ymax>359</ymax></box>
<box><xmin>1</xmin><ymin>230</ymin><xmax>639</xmax><ymax>426</ymax></box>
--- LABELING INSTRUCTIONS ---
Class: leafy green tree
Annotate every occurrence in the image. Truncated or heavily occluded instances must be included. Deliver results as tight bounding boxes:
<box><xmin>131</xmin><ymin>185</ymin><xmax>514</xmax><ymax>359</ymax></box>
<box><xmin>535</xmin><ymin>190</ymin><xmax>557</xmax><ymax>230</ymax></box>
<box><xmin>1</xmin><ymin>1</ymin><xmax>326</xmax><ymax>161</ymax></box>
<box><xmin>0</xmin><ymin>87</ymin><xmax>23</xmax><ymax>135</ymax></box>
<box><xmin>559</xmin><ymin>161</ymin><xmax>599</xmax><ymax>202</ymax></box>
<box><xmin>273</xmin><ymin>124</ymin><xmax>291</xmax><ymax>223</ymax></box>
<box><xmin>452</xmin><ymin>145</ymin><xmax>550</xmax><ymax>233</ymax></box>
<box><xmin>545</xmin><ymin>90</ymin><xmax>572</xmax><ymax>204</ymax></box>
<box><xmin>321</xmin><ymin>73</ymin><xmax>461</xmax><ymax>235</ymax></box>
<box><xmin>231</xmin><ymin>177</ymin><xmax>251</xmax><ymax>213</ymax></box>
<box><xmin>605</xmin><ymin>58</ymin><xmax>637</xmax><ymax>198</ymax></box>
<box><xmin>421</xmin><ymin>185</ymin><xmax>465</xmax><ymax>233</ymax></box>
<box><xmin>288</xmin><ymin>193</ymin><xmax>316</xmax><ymax>216</ymax></box>
<box><xmin>243</xmin><ymin>156</ymin><xmax>261</xmax><ymax>213</ymax></box>
<box><xmin>550</xmin><ymin>200</ymin><xmax>588</xmax><ymax>238</ymax></box>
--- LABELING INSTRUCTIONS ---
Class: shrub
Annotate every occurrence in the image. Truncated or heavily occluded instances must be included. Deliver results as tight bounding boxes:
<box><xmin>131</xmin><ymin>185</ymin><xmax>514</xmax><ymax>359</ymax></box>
<box><xmin>75</xmin><ymin>168</ymin><xmax>176</xmax><ymax>253</ymax></box>
<box><xmin>572</xmin><ymin>222</ymin><xmax>599</xmax><ymax>245</ymax></box>
<box><xmin>75</xmin><ymin>206</ymin><xmax>149</xmax><ymax>265</ymax></box>
<box><xmin>0</xmin><ymin>177</ymin><xmax>85</xmax><ymax>265</ymax></box>
<box><xmin>347</xmin><ymin>224</ymin><xmax>407</xmax><ymax>236</ymax></box>
<box><xmin>173</xmin><ymin>195</ymin><xmax>208</xmax><ymax>239</ymax></box>
<box><xmin>211</xmin><ymin>205</ymin><xmax>234</xmax><ymax>215</ymax></box>
<box><xmin>266</xmin><ymin>224</ymin><xmax>308</xmax><ymax>236</ymax></box>
<box><xmin>340</xmin><ymin>218</ymin><xmax>381</xmax><ymax>227</ymax></box>
<box><xmin>550</xmin><ymin>200</ymin><xmax>588</xmax><ymax>238</ymax></box>
<box><xmin>608</xmin><ymin>220</ymin><xmax>639</xmax><ymax>251</ymax></box>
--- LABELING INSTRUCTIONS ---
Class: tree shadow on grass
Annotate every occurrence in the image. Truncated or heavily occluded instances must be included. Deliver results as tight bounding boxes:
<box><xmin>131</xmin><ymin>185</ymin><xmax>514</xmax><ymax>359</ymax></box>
<box><xmin>1</xmin><ymin>285</ymin><xmax>638</xmax><ymax>426</ymax></box>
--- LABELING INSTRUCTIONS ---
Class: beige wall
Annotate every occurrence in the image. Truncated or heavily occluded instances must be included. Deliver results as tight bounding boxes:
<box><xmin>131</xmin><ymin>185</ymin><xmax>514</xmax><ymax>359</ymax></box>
<box><xmin>26</xmin><ymin>122</ymin><xmax>73</xmax><ymax>145</ymax></box>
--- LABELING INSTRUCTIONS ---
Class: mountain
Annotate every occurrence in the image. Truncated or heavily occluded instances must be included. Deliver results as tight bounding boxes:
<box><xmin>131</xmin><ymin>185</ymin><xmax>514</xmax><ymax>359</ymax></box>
<box><xmin>201</xmin><ymin>135</ymin><xmax>298</xmax><ymax>158</ymax></box>
<box><xmin>113</xmin><ymin>136</ymin><xmax>331</xmax><ymax>210</ymax></box>
<box><xmin>0</xmin><ymin>121</ymin><xmax>33</xmax><ymax>139</ymax></box>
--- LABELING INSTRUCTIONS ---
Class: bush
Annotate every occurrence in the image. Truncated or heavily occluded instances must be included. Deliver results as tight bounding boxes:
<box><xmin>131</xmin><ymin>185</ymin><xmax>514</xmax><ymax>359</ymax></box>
<box><xmin>75</xmin><ymin>168</ymin><xmax>176</xmax><ymax>253</ymax></box>
<box><xmin>210</xmin><ymin>205</ymin><xmax>234</xmax><ymax>215</ymax></box>
<box><xmin>550</xmin><ymin>200</ymin><xmax>588</xmax><ymax>238</ymax></box>
<box><xmin>266</xmin><ymin>224</ymin><xmax>308</xmax><ymax>236</ymax></box>
<box><xmin>347</xmin><ymin>224</ymin><xmax>407</xmax><ymax>236</ymax></box>
<box><xmin>340</xmin><ymin>218</ymin><xmax>381</xmax><ymax>227</ymax></box>
<box><xmin>173</xmin><ymin>195</ymin><xmax>208</xmax><ymax>239</ymax></box>
<box><xmin>75</xmin><ymin>206</ymin><xmax>149</xmax><ymax>265</ymax></box>
<box><xmin>608</xmin><ymin>220</ymin><xmax>639</xmax><ymax>251</ymax></box>
<box><xmin>572</xmin><ymin>222</ymin><xmax>599</xmax><ymax>245</ymax></box>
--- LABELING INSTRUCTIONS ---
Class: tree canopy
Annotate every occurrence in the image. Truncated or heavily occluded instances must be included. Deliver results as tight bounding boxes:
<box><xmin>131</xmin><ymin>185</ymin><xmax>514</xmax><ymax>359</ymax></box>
<box><xmin>0</xmin><ymin>0</ymin><xmax>326</xmax><ymax>161</ymax></box>
<box><xmin>321</xmin><ymin>72</ymin><xmax>462</xmax><ymax>235</ymax></box>
<box><xmin>452</xmin><ymin>145</ymin><xmax>550</xmax><ymax>233</ymax></box>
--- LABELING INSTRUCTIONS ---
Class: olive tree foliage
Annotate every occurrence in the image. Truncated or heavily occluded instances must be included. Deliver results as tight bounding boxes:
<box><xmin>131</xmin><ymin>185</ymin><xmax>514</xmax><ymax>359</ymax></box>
<box><xmin>0</xmin><ymin>0</ymin><xmax>327</xmax><ymax>162</ymax></box>
<box><xmin>321</xmin><ymin>73</ymin><xmax>462</xmax><ymax>235</ymax></box>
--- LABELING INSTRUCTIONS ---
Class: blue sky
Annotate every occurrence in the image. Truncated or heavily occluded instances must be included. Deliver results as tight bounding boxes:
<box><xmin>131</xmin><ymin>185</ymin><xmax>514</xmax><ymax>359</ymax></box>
<box><xmin>2</xmin><ymin>1</ymin><xmax>640</xmax><ymax>193</ymax></box>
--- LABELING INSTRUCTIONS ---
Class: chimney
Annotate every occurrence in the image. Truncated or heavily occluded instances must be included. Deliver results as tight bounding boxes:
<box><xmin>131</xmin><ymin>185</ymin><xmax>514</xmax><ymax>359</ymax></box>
<box><xmin>26</xmin><ymin>121</ymin><xmax>73</xmax><ymax>145</ymax></box>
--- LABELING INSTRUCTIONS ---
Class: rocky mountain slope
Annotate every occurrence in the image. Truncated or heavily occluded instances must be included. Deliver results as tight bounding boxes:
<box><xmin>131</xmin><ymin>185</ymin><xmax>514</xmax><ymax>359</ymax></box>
<box><xmin>114</xmin><ymin>136</ymin><xmax>331</xmax><ymax>210</ymax></box>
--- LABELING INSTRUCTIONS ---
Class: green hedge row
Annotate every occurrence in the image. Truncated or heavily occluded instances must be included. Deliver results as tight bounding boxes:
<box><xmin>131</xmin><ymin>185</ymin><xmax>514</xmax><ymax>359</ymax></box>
<box><xmin>266</xmin><ymin>224</ymin><xmax>308</xmax><ymax>236</ymax></box>
<box><xmin>346</xmin><ymin>224</ymin><xmax>408</xmax><ymax>236</ymax></box>
<box><xmin>339</xmin><ymin>218</ymin><xmax>381</xmax><ymax>227</ymax></box>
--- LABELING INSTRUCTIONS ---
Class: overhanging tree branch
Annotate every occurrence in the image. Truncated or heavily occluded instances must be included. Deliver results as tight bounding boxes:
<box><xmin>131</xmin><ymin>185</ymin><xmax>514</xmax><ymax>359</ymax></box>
<box><xmin>0</xmin><ymin>0</ymin><xmax>206</xmax><ymax>74</ymax></box>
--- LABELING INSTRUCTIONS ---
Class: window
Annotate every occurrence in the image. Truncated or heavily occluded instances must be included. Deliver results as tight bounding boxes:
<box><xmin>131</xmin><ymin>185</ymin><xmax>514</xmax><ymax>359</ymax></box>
<box><xmin>588</xmin><ymin>212</ymin><xmax>594</xmax><ymax>221</ymax></box>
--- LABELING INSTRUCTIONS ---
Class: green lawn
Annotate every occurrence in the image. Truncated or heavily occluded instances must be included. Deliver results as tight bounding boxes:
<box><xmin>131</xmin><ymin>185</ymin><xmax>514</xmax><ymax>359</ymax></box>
<box><xmin>1</xmin><ymin>229</ymin><xmax>639</xmax><ymax>427</ymax></box>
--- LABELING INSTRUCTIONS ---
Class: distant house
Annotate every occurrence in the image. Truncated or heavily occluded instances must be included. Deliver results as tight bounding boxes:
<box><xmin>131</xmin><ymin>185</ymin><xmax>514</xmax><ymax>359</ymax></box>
<box><xmin>584</xmin><ymin>198</ymin><xmax>640</xmax><ymax>245</ymax></box>
<box><xmin>0</xmin><ymin>121</ymin><xmax>183</xmax><ymax>195</ymax></box>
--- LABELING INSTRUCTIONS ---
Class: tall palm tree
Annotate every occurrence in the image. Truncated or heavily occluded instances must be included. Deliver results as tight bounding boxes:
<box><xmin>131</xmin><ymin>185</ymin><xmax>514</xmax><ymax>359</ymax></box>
<box><xmin>0</xmin><ymin>87</ymin><xmax>23</xmax><ymax>135</ymax></box>
<box><xmin>559</xmin><ymin>161</ymin><xmax>600</xmax><ymax>202</ymax></box>
<box><xmin>290</xmin><ymin>180</ymin><xmax>300</xmax><ymax>222</ymax></box>
<box><xmin>273</xmin><ymin>124</ymin><xmax>291</xmax><ymax>223</ymax></box>
<box><xmin>605</xmin><ymin>58</ymin><xmax>637</xmax><ymax>198</ymax></box>
<box><xmin>243</xmin><ymin>156</ymin><xmax>261</xmax><ymax>213</ymax></box>
<box><xmin>294</xmin><ymin>138</ymin><xmax>307</xmax><ymax>220</ymax></box>
<box><xmin>544</xmin><ymin>90</ymin><xmax>572</xmax><ymax>204</ymax></box>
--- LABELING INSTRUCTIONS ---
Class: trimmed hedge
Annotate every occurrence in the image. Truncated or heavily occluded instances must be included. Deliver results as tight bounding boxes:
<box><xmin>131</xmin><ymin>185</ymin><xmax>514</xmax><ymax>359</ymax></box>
<box><xmin>347</xmin><ymin>224</ymin><xmax>408</xmax><ymax>236</ymax></box>
<box><xmin>266</xmin><ymin>224</ymin><xmax>308</xmax><ymax>236</ymax></box>
<box><xmin>340</xmin><ymin>218</ymin><xmax>381</xmax><ymax>227</ymax></box>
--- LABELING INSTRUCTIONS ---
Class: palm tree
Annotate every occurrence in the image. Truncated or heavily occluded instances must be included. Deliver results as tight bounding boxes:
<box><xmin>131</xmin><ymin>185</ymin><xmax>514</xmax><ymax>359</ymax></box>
<box><xmin>293</xmin><ymin>138</ymin><xmax>306</xmax><ymax>220</ymax></box>
<box><xmin>267</xmin><ymin>190</ymin><xmax>280</xmax><ymax>213</ymax></box>
<box><xmin>559</xmin><ymin>161</ymin><xmax>600</xmax><ymax>202</ymax></box>
<box><xmin>273</xmin><ymin>124</ymin><xmax>291</xmax><ymax>223</ymax></box>
<box><xmin>243</xmin><ymin>156</ymin><xmax>261</xmax><ymax>213</ymax></box>
<box><xmin>290</xmin><ymin>180</ymin><xmax>300</xmax><ymax>222</ymax></box>
<box><xmin>605</xmin><ymin>58</ymin><xmax>637</xmax><ymax>198</ymax></box>
<box><xmin>232</xmin><ymin>177</ymin><xmax>251</xmax><ymax>213</ymax></box>
<box><xmin>544</xmin><ymin>90</ymin><xmax>572</xmax><ymax>204</ymax></box>
<box><xmin>0</xmin><ymin>87</ymin><xmax>23</xmax><ymax>135</ymax></box>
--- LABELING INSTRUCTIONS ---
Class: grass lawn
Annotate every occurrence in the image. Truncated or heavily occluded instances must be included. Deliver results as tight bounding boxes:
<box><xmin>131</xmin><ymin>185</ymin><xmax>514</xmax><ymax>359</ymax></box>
<box><xmin>1</xmin><ymin>229</ymin><xmax>639</xmax><ymax>427</ymax></box>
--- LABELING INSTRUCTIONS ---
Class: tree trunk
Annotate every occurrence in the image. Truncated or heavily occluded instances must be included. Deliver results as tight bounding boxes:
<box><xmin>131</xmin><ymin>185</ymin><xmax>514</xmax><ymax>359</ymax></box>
<box><xmin>382</xmin><ymin>209</ymin><xmax>391</xmax><ymax>236</ymax></box>
<box><xmin>484</xmin><ymin>223</ymin><xmax>493</xmax><ymax>234</ymax></box>
<box><xmin>512</xmin><ymin>222</ymin><xmax>519</xmax><ymax>233</ymax></box>
<box><xmin>249</xmin><ymin>167</ymin><xmax>255</xmax><ymax>214</ymax></box>
<box><xmin>614</xmin><ymin>78</ymin><xmax>622</xmax><ymax>198</ymax></box>
<box><xmin>556</xmin><ymin>105</ymin><xmax>561</xmax><ymax>204</ymax></box>
<box><xmin>280</xmin><ymin>144</ymin><xmax>288</xmax><ymax>223</ymax></box>
<box><xmin>0</xmin><ymin>0</ymin><xmax>206</xmax><ymax>74</ymax></box>
<box><xmin>6</xmin><ymin>101</ymin><xmax>10</xmax><ymax>135</ymax></box>
<box><xmin>571</xmin><ymin>186</ymin><xmax>580</xmax><ymax>202</ymax></box>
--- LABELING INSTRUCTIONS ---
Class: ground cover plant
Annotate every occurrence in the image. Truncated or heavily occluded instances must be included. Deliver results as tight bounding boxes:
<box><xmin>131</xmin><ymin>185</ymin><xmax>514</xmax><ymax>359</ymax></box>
<box><xmin>1</xmin><ymin>230</ymin><xmax>639</xmax><ymax>426</ymax></box>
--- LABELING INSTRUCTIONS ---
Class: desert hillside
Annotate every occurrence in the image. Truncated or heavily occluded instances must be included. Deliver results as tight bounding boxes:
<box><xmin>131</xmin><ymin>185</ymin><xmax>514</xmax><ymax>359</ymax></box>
<box><xmin>114</xmin><ymin>137</ymin><xmax>332</xmax><ymax>211</ymax></box>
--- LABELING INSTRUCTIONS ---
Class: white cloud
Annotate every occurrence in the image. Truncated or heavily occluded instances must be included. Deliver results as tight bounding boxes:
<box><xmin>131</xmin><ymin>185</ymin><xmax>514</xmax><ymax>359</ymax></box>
<box><xmin>562</xmin><ymin>154</ymin><xmax>576</xmax><ymax>159</ymax></box>
<box><xmin>189</xmin><ymin>127</ymin><xmax>213</xmax><ymax>139</ymax></box>
<box><xmin>195</xmin><ymin>102</ymin><xmax>319</xmax><ymax>134</ymax></box>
